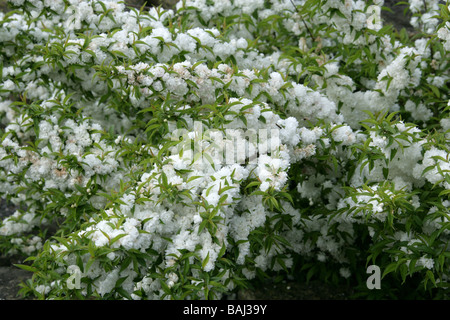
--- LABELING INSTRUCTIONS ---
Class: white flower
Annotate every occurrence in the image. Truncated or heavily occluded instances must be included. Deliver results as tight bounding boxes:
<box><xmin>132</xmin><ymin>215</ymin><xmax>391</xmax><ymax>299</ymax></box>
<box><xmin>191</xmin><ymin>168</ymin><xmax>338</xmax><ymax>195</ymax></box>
<box><xmin>417</xmin><ymin>256</ymin><xmax>434</xmax><ymax>270</ymax></box>
<box><xmin>366</xmin><ymin>5</ymin><xmax>382</xmax><ymax>31</ymax></box>
<box><xmin>339</xmin><ymin>267</ymin><xmax>351</xmax><ymax>278</ymax></box>
<box><xmin>332</xmin><ymin>125</ymin><xmax>355</xmax><ymax>145</ymax></box>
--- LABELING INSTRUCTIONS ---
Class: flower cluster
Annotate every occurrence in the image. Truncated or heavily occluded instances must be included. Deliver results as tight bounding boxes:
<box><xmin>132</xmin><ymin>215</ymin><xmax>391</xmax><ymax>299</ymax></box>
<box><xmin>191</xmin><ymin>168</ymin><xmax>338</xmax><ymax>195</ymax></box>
<box><xmin>0</xmin><ymin>0</ymin><xmax>450</xmax><ymax>300</ymax></box>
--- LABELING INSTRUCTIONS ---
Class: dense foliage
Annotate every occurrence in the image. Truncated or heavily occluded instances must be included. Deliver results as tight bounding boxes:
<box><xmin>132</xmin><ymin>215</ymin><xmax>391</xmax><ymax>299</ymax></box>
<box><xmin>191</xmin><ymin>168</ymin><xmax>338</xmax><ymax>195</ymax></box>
<box><xmin>0</xmin><ymin>0</ymin><xmax>450</xmax><ymax>299</ymax></box>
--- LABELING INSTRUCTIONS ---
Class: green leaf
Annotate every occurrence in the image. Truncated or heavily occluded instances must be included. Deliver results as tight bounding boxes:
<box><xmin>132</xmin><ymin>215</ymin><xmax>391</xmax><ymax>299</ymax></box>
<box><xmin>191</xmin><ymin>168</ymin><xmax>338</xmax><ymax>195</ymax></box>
<box><xmin>116</xmin><ymin>287</ymin><xmax>133</xmax><ymax>300</ymax></box>
<box><xmin>428</xmin><ymin>84</ymin><xmax>440</xmax><ymax>98</ymax></box>
<box><xmin>382</xmin><ymin>262</ymin><xmax>397</xmax><ymax>279</ymax></box>
<box><xmin>218</xmin><ymin>185</ymin><xmax>235</xmax><ymax>195</ymax></box>
<box><xmin>110</xmin><ymin>233</ymin><xmax>127</xmax><ymax>246</ymax></box>
<box><xmin>186</xmin><ymin>175</ymin><xmax>202</xmax><ymax>183</ymax></box>
<box><xmin>425</xmin><ymin>270</ymin><xmax>437</xmax><ymax>288</ymax></box>
<box><xmin>159</xmin><ymin>278</ymin><xmax>172</xmax><ymax>295</ymax></box>
<box><xmin>202</xmin><ymin>251</ymin><xmax>210</xmax><ymax>270</ymax></box>
<box><xmin>14</xmin><ymin>264</ymin><xmax>39</xmax><ymax>273</ymax></box>
<box><xmin>245</xmin><ymin>181</ymin><xmax>261</xmax><ymax>190</ymax></box>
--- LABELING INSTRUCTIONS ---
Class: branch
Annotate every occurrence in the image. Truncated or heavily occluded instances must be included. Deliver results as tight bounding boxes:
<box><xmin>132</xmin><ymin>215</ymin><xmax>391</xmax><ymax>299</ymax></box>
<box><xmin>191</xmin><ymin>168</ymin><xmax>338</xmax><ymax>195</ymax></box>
<box><xmin>289</xmin><ymin>0</ymin><xmax>315</xmax><ymax>41</ymax></box>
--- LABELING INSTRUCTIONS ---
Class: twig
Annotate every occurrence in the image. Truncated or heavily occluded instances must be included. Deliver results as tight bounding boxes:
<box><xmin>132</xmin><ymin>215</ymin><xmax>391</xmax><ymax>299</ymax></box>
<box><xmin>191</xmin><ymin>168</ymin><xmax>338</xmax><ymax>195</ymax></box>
<box><xmin>289</xmin><ymin>0</ymin><xmax>315</xmax><ymax>41</ymax></box>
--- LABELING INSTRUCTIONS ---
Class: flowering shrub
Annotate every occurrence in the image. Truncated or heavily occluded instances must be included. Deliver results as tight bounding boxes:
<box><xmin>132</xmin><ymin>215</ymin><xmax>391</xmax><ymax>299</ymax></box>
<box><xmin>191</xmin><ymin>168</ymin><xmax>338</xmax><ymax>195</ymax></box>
<box><xmin>1</xmin><ymin>0</ymin><xmax>450</xmax><ymax>299</ymax></box>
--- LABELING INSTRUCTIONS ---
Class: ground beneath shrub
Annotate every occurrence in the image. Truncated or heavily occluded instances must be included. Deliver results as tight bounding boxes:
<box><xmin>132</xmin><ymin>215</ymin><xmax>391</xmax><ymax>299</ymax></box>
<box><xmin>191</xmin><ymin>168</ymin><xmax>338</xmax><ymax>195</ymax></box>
<box><xmin>0</xmin><ymin>199</ymin><xmax>32</xmax><ymax>300</ymax></box>
<box><xmin>0</xmin><ymin>258</ymin><xmax>31</xmax><ymax>300</ymax></box>
<box><xmin>236</xmin><ymin>279</ymin><xmax>355</xmax><ymax>300</ymax></box>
